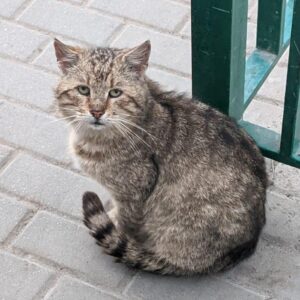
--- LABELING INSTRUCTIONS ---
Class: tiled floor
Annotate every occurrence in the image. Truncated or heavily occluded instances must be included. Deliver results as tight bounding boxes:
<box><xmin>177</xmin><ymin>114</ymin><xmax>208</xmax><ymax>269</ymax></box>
<box><xmin>0</xmin><ymin>0</ymin><xmax>299</xmax><ymax>299</ymax></box>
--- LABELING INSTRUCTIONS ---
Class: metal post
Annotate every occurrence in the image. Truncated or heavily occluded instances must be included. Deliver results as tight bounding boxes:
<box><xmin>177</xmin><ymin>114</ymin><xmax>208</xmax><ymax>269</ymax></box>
<box><xmin>191</xmin><ymin>0</ymin><xmax>248</xmax><ymax>119</ymax></box>
<box><xmin>280</xmin><ymin>0</ymin><xmax>300</xmax><ymax>162</ymax></box>
<box><xmin>257</xmin><ymin>0</ymin><xmax>286</xmax><ymax>54</ymax></box>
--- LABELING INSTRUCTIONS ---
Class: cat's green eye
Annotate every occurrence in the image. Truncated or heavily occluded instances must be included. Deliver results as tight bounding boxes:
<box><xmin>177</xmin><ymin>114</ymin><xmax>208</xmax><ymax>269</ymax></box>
<box><xmin>109</xmin><ymin>89</ymin><xmax>123</xmax><ymax>98</ymax></box>
<box><xmin>77</xmin><ymin>85</ymin><xmax>90</xmax><ymax>96</ymax></box>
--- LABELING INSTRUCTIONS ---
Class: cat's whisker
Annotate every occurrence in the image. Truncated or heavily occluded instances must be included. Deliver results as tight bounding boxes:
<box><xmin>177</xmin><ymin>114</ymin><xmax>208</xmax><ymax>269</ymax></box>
<box><xmin>60</xmin><ymin>109</ymin><xmax>81</xmax><ymax>114</ymax></box>
<box><xmin>109</xmin><ymin>119</ymin><xmax>139</xmax><ymax>152</ymax></box>
<box><xmin>66</xmin><ymin>118</ymin><xmax>82</xmax><ymax>128</ymax></box>
<box><xmin>117</xmin><ymin>113</ymin><xmax>144</xmax><ymax>119</ymax></box>
<box><xmin>113</xmin><ymin>117</ymin><xmax>157</xmax><ymax>142</ymax></box>
<box><xmin>114</xmin><ymin>117</ymin><xmax>156</xmax><ymax>138</ymax></box>
<box><xmin>115</xmin><ymin>120</ymin><xmax>151</xmax><ymax>149</ymax></box>
<box><xmin>72</xmin><ymin>120</ymin><xmax>84</xmax><ymax>135</ymax></box>
<box><xmin>60</xmin><ymin>107</ymin><xmax>82</xmax><ymax>112</ymax></box>
<box><xmin>61</xmin><ymin>110</ymin><xmax>86</xmax><ymax>118</ymax></box>
<box><xmin>47</xmin><ymin>115</ymin><xmax>78</xmax><ymax>124</ymax></box>
<box><xmin>54</xmin><ymin>106</ymin><xmax>80</xmax><ymax>113</ymax></box>
<box><xmin>112</xmin><ymin>122</ymin><xmax>138</xmax><ymax>153</ymax></box>
<box><xmin>39</xmin><ymin>115</ymin><xmax>79</xmax><ymax>132</ymax></box>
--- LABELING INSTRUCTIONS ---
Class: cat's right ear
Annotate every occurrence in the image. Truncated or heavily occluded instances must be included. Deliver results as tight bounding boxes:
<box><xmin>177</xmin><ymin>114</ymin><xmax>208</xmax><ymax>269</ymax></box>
<box><xmin>53</xmin><ymin>39</ymin><xmax>82</xmax><ymax>74</ymax></box>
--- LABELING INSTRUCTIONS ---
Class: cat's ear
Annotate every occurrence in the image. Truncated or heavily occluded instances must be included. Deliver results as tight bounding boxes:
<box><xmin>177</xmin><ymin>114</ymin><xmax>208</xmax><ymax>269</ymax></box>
<box><xmin>53</xmin><ymin>39</ymin><xmax>82</xmax><ymax>74</ymax></box>
<box><xmin>121</xmin><ymin>40</ymin><xmax>151</xmax><ymax>74</ymax></box>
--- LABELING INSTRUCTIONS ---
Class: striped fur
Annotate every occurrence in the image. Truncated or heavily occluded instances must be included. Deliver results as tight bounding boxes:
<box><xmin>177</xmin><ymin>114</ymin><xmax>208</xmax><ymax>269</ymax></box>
<box><xmin>82</xmin><ymin>192</ymin><xmax>175</xmax><ymax>274</ymax></box>
<box><xmin>83</xmin><ymin>191</ymin><xmax>260</xmax><ymax>274</ymax></box>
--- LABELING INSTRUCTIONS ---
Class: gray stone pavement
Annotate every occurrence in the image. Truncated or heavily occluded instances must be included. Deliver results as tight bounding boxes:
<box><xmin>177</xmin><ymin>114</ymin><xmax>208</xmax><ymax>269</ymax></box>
<box><xmin>0</xmin><ymin>0</ymin><xmax>299</xmax><ymax>299</ymax></box>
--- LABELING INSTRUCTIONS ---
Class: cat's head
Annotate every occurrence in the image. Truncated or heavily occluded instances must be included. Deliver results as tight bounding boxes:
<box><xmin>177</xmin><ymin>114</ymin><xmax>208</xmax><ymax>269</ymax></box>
<box><xmin>54</xmin><ymin>39</ymin><xmax>151</xmax><ymax>133</ymax></box>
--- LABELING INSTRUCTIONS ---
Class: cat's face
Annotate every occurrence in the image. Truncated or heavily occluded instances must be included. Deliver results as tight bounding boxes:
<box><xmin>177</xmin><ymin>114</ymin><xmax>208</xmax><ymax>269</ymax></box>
<box><xmin>54</xmin><ymin>39</ymin><xmax>151</xmax><ymax>134</ymax></box>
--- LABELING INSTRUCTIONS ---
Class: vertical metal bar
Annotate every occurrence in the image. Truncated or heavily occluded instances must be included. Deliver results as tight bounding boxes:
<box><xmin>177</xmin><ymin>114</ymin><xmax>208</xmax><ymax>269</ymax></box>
<box><xmin>283</xmin><ymin>0</ymin><xmax>295</xmax><ymax>44</ymax></box>
<box><xmin>280</xmin><ymin>0</ymin><xmax>300</xmax><ymax>158</ymax></box>
<box><xmin>257</xmin><ymin>0</ymin><xmax>286</xmax><ymax>54</ymax></box>
<box><xmin>294</xmin><ymin>94</ymin><xmax>300</xmax><ymax>159</ymax></box>
<box><xmin>191</xmin><ymin>0</ymin><xmax>247</xmax><ymax>119</ymax></box>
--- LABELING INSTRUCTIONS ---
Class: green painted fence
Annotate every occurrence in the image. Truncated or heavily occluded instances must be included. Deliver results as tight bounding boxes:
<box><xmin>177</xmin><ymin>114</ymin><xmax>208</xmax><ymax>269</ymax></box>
<box><xmin>191</xmin><ymin>0</ymin><xmax>300</xmax><ymax>168</ymax></box>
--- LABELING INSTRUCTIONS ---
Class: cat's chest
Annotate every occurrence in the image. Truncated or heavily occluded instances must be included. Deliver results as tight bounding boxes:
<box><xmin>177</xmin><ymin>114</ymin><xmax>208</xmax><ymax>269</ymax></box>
<box><xmin>72</xmin><ymin>140</ymin><xmax>157</xmax><ymax>196</ymax></box>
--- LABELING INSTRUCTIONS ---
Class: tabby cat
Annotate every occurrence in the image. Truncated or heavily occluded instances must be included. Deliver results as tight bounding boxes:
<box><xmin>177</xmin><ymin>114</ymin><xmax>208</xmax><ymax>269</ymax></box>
<box><xmin>54</xmin><ymin>38</ymin><xmax>267</xmax><ymax>275</ymax></box>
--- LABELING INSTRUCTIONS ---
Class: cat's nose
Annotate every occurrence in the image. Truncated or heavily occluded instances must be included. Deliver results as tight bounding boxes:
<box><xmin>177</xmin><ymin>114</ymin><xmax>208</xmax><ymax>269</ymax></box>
<box><xmin>90</xmin><ymin>110</ymin><xmax>103</xmax><ymax>120</ymax></box>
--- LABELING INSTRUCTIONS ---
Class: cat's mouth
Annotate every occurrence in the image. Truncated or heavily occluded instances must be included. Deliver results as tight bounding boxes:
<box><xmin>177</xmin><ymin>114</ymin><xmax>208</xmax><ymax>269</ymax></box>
<box><xmin>94</xmin><ymin>121</ymin><xmax>103</xmax><ymax>126</ymax></box>
<box><xmin>89</xmin><ymin>120</ymin><xmax>105</xmax><ymax>129</ymax></box>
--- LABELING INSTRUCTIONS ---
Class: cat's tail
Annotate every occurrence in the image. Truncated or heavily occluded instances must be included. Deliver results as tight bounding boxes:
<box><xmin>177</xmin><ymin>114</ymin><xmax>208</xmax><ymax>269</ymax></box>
<box><xmin>82</xmin><ymin>191</ymin><xmax>174</xmax><ymax>274</ymax></box>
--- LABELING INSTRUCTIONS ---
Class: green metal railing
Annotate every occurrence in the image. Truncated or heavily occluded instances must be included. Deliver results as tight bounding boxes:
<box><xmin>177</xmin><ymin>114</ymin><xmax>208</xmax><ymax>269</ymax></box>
<box><xmin>191</xmin><ymin>0</ymin><xmax>300</xmax><ymax>168</ymax></box>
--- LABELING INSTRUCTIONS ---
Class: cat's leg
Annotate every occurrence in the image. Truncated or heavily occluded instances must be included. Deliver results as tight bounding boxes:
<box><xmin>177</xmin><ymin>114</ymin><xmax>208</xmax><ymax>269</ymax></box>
<box><xmin>82</xmin><ymin>191</ymin><xmax>180</xmax><ymax>275</ymax></box>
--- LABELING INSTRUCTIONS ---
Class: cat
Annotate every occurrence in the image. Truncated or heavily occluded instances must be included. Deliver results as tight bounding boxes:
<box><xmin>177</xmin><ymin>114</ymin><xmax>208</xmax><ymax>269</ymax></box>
<box><xmin>54</xmin><ymin>38</ymin><xmax>267</xmax><ymax>275</ymax></box>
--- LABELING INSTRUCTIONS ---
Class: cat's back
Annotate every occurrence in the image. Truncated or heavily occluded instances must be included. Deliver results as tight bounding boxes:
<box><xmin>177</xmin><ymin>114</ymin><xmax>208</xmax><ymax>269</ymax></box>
<box><xmin>151</xmin><ymin>91</ymin><xmax>268</xmax><ymax>194</ymax></box>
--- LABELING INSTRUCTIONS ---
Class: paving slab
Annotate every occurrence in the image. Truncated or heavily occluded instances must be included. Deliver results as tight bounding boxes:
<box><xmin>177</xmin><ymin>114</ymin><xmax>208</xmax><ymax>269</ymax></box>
<box><xmin>0</xmin><ymin>20</ymin><xmax>48</xmax><ymax>60</ymax></box>
<box><xmin>126</xmin><ymin>272</ymin><xmax>265</xmax><ymax>300</ymax></box>
<box><xmin>0</xmin><ymin>194</ymin><xmax>29</xmax><ymax>242</ymax></box>
<box><xmin>0</xmin><ymin>0</ymin><xmax>26</xmax><ymax>17</ymax></box>
<box><xmin>0</xmin><ymin>251</ymin><xmax>54</xmax><ymax>300</ymax></box>
<box><xmin>45</xmin><ymin>276</ymin><xmax>120</xmax><ymax>300</ymax></box>
<box><xmin>0</xmin><ymin>58</ymin><xmax>57</xmax><ymax>110</ymax></box>
<box><xmin>0</xmin><ymin>0</ymin><xmax>299</xmax><ymax>299</ymax></box>
<box><xmin>13</xmin><ymin>211</ymin><xmax>135</xmax><ymax>289</ymax></box>
<box><xmin>0</xmin><ymin>101</ymin><xmax>70</xmax><ymax>163</ymax></box>
<box><xmin>89</xmin><ymin>0</ymin><xmax>188</xmax><ymax>32</ymax></box>
<box><xmin>217</xmin><ymin>239</ymin><xmax>300</xmax><ymax>300</ymax></box>
<box><xmin>20</xmin><ymin>0</ymin><xmax>122</xmax><ymax>45</ymax></box>
<box><xmin>0</xmin><ymin>144</ymin><xmax>14</xmax><ymax>168</ymax></box>
<box><xmin>0</xmin><ymin>154</ymin><xmax>111</xmax><ymax>218</ymax></box>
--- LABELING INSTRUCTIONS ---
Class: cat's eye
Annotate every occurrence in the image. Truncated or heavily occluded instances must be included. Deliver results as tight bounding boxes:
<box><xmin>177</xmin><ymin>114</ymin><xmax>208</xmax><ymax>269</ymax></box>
<box><xmin>109</xmin><ymin>89</ymin><xmax>123</xmax><ymax>98</ymax></box>
<box><xmin>77</xmin><ymin>85</ymin><xmax>90</xmax><ymax>96</ymax></box>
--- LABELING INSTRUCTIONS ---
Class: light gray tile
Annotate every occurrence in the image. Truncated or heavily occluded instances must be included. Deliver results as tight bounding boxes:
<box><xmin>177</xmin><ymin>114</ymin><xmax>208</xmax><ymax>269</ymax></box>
<box><xmin>14</xmin><ymin>212</ymin><xmax>134</xmax><ymax>288</ymax></box>
<box><xmin>127</xmin><ymin>272</ymin><xmax>264</xmax><ymax>300</ymax></box>
<box><xmin>0</xmin><ymin>20</ymin><xmax>48</xmax><ymax>60</ymax></box>
<box><xmin>0</xmin><ymin>144</ymin><xmax>14</xmax><ymax>168</ymax></box>
<box><xmin>0</xmin><ymin>194</ymin><xmax>29</xmax><ymax>242</ymax></box>
<box><xmin>20</xmin><ymin>0</ymin><xmax>121</xmax><ymax>45</ymax></box>
<box><xmin>243</xmin><ymin>99</ymin><xmax>283</xmax><ymax>133</ymax></box>
<box><xmin>45</xmin><ymin>276</ymin><xmax>119</xmax><ymax>300</ymax></box>
<box><xmin>0</xmin><ymin>154</ymin><xmax>110</xmax><ymax>218</ymax></box>
<box><xmin>0</xmin><ymin>0</ymin><xmax>26</xmax><ymax>17</ymax></box>
<box><xmin>89</xmin><ymin>0</ymin><xmax>188</xmax><ymax>31</ymax></box>
<box><xmin>0</xmin><ymin>251</ymin><xmax>53</xmax><ymax>300</ymax></box>
<box><xmin>274</xmin><ymin>163</ymin><xmax>300</xmax><ymax>193</ymax></box>
<box><xmin>257</xmin><ymin>65</ymin><xmax>288</xmax><ymax>102</ymax></box>
<box><xmin>218</xmin><ymin>240</ymin><xmax>300</xmax><ymax>299</ymax></box>
<box><xmin>181</xmin><ymin>20</ymin><xmax>191</xmax><ymax>38</ymax></box>
<box><xmin>0</xmin><ymin>101</ymin><xmax>69</xmax><ymax>163</ymax></box>
<box><xmin>147</xmin><ymin>67</ymin><xmax>191</xmax><ymax>94</ymax></box>
<box><xmin>0</xmin><ymin>58</ymin><xmax>57</xmax><ymax>110</ymax></box>
<box><xmin>264</xmin><ymin>192</ymin><xmax>300</xmax><ymax>251</ymax></box>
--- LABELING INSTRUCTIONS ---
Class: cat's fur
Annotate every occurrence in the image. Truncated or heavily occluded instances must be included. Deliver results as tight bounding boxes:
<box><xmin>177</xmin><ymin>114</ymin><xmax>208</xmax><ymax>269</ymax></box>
<box><xmin>54</xmin><ymin>39</ymin><xmax>267</xmax><ymax>275</ymax></box>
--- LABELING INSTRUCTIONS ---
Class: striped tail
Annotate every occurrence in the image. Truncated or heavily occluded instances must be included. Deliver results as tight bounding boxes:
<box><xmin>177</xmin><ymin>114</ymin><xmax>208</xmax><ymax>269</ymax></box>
<box><xmin>82</xmin><ymin>191</ymin><xmax>174</xmax><ymax>274</ymax></box>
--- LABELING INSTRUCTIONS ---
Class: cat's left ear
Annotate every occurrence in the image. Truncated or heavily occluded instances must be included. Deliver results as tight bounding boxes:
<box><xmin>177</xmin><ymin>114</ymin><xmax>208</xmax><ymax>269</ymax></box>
<box><xmin>121</xmin><ymin>40</ymin><xmax>151</xmax><ymax>74</ymax></box>
<box><xmin>54</xmin><ymin>38</ymin><xmax>82</xmax><ymax>74</ymax></box>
